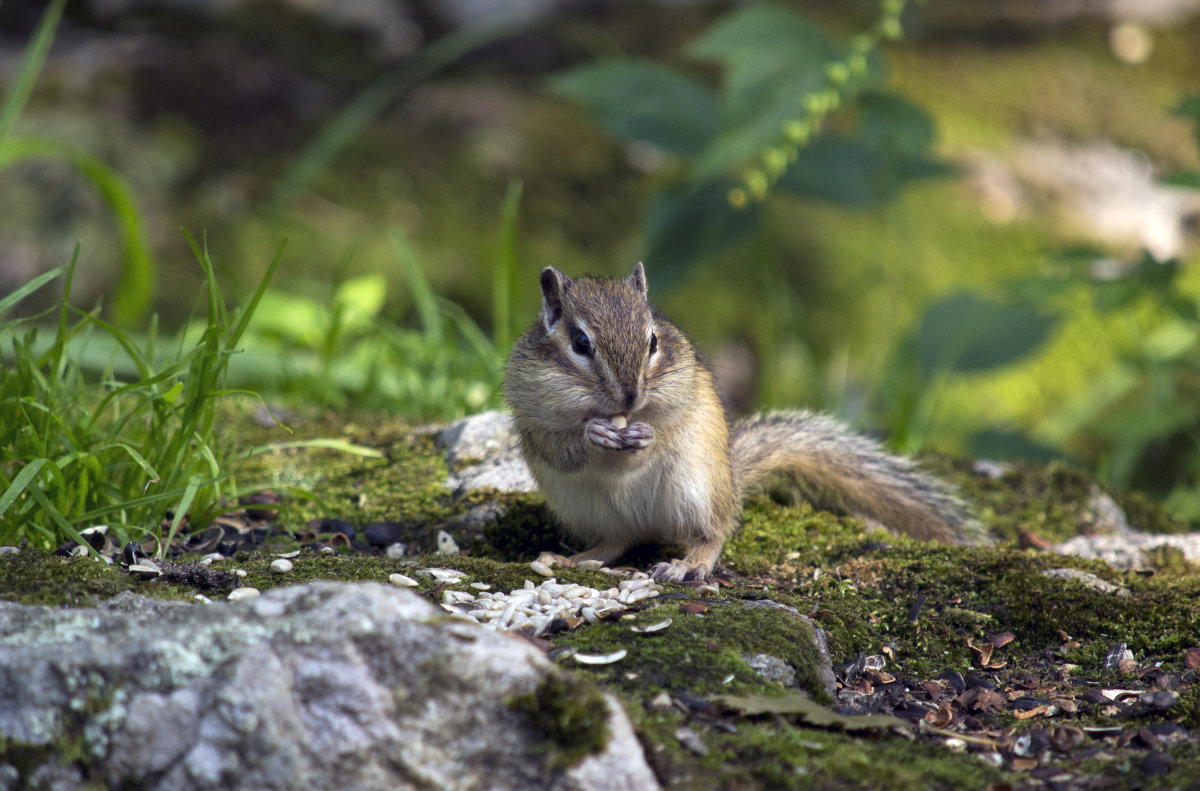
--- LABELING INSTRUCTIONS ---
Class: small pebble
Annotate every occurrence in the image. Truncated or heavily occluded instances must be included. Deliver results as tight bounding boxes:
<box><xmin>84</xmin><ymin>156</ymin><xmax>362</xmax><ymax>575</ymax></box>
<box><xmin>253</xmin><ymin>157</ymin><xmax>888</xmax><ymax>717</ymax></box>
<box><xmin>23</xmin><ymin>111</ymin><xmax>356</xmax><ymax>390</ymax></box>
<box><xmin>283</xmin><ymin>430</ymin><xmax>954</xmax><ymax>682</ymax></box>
<box><xmin>577</xmin><ymin>559</ymin><xmax>604</xmax><ymax>571</ymax></box>
<box><xmin>650</xmin><ymin>692</ymin><xmax>674</xmax><ymax>709</ymax></box>
<box><xmin>234</xmin><ymin>569</ymin><xmax>248</xmax><ymax>578</ymax></box>
<box><xmin>675</xmin><ymin>727</ymin><xmax>709</xmax><ymax>756</ymax></box>
<box><xmin>386</xmin><ymin>542</ymin><xmax>407</xmax><ymax>558</ymax></box>
<box><xmin>530</xmin><ymin>560</ymin><xmax>554</xmax><ymax>577</ymax></box>
<box><xmin>228</xmin><ymin>587</ymin><xmax>260</xmax><ymax>601</ymax></box>
<box><xmin>389</xmin><ymin>573</ymin><xmax>419</xmax><ymax>587</ymax></box>
<box><xmin>320</xmin><ymin>546</ymin><xmax>337</xmax><ymax>555</ymax></box>
<box><xmin>275</xmin><ymin>550</ymin><xmax>301</xmax><ymax>559</ymax></box>
<box><xmin>0</xmin><ymin>546</ymin><xmax>20</xmax><ymax>555</ymax></box>
<box><xmin>469</xmin><ymin>582</ymin><xmax>491</xmax><ymax>590</ymax></box>
<box><xmin>270</xmin><ymin>559</ymin><xmax>293</xmax><ymax>573</ymax></box>
<box><xmin>200</xmin><ymin>553</ymin><xmax>224</xmax><ymax>565</ymax></box>
<box><xmin>194</xmin><ymin>594</ymin><xmax>213</xmax><ymax>604</ymax></box>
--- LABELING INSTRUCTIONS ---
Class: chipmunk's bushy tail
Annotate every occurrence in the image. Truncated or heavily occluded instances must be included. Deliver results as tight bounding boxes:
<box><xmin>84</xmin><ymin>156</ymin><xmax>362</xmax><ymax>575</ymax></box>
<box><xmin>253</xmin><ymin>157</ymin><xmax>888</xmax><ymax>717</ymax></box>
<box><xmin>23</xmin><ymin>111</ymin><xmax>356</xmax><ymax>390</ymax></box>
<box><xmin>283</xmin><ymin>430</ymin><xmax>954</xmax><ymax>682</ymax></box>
<box><xmin>730</xmin><ymin>411</ymin><xmax>986</xmax><ymax>544</ymax></box>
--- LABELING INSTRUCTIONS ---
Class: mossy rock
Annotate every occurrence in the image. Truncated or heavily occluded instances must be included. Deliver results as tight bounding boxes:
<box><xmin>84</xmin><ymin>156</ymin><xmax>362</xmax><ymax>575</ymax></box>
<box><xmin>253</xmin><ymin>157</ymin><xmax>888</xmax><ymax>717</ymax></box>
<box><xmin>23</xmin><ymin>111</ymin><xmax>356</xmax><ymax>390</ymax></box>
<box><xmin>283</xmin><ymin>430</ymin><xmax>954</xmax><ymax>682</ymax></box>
<box><xmin>2</xmin><ymin>407</ymin><xmax>1198</xmax><ymax>790</ymax></box>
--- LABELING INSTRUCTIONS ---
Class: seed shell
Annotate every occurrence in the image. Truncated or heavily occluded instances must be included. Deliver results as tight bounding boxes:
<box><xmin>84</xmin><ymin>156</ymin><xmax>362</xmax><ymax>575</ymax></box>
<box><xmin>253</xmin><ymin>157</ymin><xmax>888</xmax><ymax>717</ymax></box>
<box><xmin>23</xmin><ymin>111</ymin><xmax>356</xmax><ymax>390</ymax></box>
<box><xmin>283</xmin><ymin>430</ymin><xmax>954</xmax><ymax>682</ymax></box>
<box><xmin>573</xmin><ymin>649</ymin><xmax>628</xmax><ymax>665</ymax></box>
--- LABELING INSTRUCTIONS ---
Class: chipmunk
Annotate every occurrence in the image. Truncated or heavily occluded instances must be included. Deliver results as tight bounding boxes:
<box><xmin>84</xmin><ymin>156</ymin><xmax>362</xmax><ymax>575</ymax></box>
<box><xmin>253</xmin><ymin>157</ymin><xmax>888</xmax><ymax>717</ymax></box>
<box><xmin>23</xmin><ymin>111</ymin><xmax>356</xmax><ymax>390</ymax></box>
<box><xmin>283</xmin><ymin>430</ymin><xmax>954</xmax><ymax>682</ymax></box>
<box><xmin>504</xmin><ymin>263</ymin><xmax>978</xmax><ymax>582</ymax></box>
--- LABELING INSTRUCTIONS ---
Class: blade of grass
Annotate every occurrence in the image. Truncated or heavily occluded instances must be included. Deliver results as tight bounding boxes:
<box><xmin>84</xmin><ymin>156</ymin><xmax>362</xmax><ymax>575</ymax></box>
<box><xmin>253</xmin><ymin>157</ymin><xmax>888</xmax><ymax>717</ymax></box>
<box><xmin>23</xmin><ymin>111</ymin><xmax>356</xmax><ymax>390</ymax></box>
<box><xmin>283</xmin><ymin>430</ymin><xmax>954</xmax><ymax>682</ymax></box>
<box><xmin>227</xmin><ymin>238</ymin><xmax>288</xmax><ymax>349</ymax></box>
<box><xmin>390</xmin><ymin>231</ymin><xmax>442</xmax><ymax>342</ymax></box>
<box><xmin>0</xmin><ymin>139</ymin><xmax>155</xmax><ymax>323</ymax></box>
<box><xmin>0</xmin><ymin>0</ymin><xmax>66</xmax><ymax>144</ymax></box>
<box><xmin>493</xmin><ymin>179</ymin><xmax>523</xmax><ymax>355</ymax></box>
<box><xmin>159</xmin><ymin>473</ymin><xmax>202</xmax><ymax>561</ymax></box>
<box><xmin>0</xmin><ymin>265</ymin><xmax>68</xmax><ymax>321</ymax></box>
<box><xmin>251</xmin><ymin>438</ymin><xmax>384</xmax><ymax>458</ymax></box>
<box><xmin>0</xmin><ymin>458</ymin><xmax>49</xmax><ymax>518</ymax></box>
<box><xmin>266</xmin><ymin>15</ymin><xmax>532</xmax><ymax>215</ymax></box>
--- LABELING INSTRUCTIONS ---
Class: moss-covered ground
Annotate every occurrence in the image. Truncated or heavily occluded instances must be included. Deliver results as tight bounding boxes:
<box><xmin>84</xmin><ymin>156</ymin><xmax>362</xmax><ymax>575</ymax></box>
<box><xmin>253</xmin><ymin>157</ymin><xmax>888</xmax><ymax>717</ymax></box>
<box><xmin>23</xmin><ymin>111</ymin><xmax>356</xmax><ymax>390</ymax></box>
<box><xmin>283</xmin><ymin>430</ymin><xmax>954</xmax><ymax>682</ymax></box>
<box><xmin>2</xmin><ymin>408</ymin><xmax>1198</xmax><ymax>789</ymax></box>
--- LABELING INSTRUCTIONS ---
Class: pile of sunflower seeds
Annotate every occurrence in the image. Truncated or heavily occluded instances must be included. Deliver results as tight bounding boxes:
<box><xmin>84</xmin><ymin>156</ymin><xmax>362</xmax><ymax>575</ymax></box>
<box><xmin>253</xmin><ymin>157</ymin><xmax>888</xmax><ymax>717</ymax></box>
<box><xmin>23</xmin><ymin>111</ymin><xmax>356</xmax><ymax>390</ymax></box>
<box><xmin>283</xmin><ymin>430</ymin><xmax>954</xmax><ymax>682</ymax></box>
<box><xmin>419</xmin><ymin>569</ymin><xmax>663</xmax><ymax>637</ymax></box>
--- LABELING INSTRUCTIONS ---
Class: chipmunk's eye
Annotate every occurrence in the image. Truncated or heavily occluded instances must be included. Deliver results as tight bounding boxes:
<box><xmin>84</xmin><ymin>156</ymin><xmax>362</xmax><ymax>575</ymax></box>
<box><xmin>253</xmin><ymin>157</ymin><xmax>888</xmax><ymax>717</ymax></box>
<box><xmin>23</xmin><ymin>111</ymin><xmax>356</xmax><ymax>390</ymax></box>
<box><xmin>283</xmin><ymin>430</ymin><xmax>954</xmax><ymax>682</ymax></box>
<box><xmin>649</xmin><ymin>332</ymin><xmax>658</xmax><ymax>355</ymax></box>
<box><xmin>570</xmin><ymin>326</ymin><xmax>593</xmax><ymax>356</ymax></box>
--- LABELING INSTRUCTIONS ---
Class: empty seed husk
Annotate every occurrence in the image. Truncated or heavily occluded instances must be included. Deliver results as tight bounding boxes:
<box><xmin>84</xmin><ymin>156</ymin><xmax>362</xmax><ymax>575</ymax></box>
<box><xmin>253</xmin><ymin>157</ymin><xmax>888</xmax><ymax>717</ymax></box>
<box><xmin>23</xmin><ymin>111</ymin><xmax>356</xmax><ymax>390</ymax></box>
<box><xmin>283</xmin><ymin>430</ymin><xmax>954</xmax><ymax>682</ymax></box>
<box><xmin>573</xmin><ymin>649</ymin><xmax>627</xmax><ymax>665</ymax></box>
<box><xmin>631</xmin><ymin>618</ymin><xmax>672</xmax><ymax>634</ymax></box>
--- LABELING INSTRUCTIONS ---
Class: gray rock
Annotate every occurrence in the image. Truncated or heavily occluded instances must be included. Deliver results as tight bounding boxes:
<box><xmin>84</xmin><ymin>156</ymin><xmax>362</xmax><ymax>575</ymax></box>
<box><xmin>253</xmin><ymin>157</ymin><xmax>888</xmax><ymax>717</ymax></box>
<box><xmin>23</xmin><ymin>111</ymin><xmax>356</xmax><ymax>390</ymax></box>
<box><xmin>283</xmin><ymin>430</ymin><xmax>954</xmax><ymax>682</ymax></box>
<box><xmin>1054</xmin><ymin>532</ymin><xmax>1200</xmax><ymax>570</ymax></box>
<box><xmin>743</xmin><ymin>653</ymin><xmax>797</xmax><ymax>687</ymax></box>
<box><xmin>0</xmin><ymin>583</ymin><xmax>658</xmax><ymax>791</ymax></box>
<box><xmin>438</xmin><ymin>410</ymin><xmax>519</xmax><ymax>467</ymax></box>
<box><xmin>439</xmin><ymin>411</ymin><xmax>537</xmax><ymax>494</ymax></box>
<box><xmin>1041</xmin><ymin>567</ymin><xmax>1131</xmax><ymax>597</ymax></box>
<box><xmin>1084</xmin><ymin>487</ymin><xmax>1133</xmax><ymax>535</ymax></box>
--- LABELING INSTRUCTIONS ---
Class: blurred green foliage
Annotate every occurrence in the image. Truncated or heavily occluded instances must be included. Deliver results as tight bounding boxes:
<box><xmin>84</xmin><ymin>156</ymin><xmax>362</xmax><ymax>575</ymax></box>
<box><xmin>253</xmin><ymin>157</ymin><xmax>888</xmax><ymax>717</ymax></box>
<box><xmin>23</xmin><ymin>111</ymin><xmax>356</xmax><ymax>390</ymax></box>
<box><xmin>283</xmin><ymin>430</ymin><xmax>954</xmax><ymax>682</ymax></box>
<box><xmin>0</xmin><ymin>0</ymin><xmax>155</xmax><ymax>325</ymax></box>
<box><xmin>230</xmin><ymin>230</ymin><xmax>502</xmax><ymax>417</ymax></box>
<box><xmin>550</xmin><ymin>2</ymin><xmax>948</xmax><ymax>290</ymax></box>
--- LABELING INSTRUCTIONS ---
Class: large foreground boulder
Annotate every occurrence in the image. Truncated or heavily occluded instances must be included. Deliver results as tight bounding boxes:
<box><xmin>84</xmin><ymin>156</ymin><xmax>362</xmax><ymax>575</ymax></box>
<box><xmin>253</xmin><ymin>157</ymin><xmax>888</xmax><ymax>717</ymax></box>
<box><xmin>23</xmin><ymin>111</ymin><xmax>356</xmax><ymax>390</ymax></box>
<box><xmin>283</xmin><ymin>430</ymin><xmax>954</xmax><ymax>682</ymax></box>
<box><xmin>0</xmin><ymin>583</ymin><xmax>659</xmax><ymax>791</ymax></box>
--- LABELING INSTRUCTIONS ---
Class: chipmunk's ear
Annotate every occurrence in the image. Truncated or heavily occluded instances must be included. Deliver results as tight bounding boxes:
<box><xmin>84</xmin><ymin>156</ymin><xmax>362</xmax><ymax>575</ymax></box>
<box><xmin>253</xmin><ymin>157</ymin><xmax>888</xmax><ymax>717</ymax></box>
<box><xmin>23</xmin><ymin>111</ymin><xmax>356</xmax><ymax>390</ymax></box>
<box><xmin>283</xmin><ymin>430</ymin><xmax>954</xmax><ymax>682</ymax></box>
<box><xmin>628</xmin><ymin>262</ymin><xmax>647</xmax><ymax>296</ymax></box>
<box><xmin>539</xmin><ymin>267</ymin><xmax>571</xmax><ymax>330</ymax></box>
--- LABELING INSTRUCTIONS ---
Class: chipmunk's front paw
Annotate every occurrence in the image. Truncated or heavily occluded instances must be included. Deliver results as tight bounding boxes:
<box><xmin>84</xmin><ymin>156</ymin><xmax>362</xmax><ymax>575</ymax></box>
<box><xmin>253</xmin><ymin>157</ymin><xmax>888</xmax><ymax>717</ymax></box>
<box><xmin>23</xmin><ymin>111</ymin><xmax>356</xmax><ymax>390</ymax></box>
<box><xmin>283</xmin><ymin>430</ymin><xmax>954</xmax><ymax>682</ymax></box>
<box><xmin>620</xmin><ymin>422</ymin><xmax>654</xmax><ymax>451</ymax></box>
<box><xmin>586</xmin><ymin>418</ymin><xmax>624</xmax><ymax>450</ymax></box>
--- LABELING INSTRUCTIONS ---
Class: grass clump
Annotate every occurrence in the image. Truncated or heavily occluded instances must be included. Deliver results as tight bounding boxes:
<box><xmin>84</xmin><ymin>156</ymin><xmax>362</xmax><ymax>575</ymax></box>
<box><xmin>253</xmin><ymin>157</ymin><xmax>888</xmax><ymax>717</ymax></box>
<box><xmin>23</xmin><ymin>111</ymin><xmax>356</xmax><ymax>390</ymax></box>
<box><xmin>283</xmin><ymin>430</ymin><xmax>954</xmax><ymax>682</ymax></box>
<box><xmin>0</xmin><ymin>236</ymin><xmax>283</xmax><ymax>555</ymax></box>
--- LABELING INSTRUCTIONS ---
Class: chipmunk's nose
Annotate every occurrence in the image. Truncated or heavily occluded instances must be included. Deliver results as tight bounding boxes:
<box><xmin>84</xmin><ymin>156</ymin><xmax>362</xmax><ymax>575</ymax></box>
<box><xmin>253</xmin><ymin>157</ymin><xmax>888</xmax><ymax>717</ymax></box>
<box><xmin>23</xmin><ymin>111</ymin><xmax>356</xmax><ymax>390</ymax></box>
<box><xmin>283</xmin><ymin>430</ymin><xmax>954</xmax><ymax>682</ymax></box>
<box><xmin>622</xmin><ymin>388</ymin><xmax>638</xmax><ymax>411</ymax></box>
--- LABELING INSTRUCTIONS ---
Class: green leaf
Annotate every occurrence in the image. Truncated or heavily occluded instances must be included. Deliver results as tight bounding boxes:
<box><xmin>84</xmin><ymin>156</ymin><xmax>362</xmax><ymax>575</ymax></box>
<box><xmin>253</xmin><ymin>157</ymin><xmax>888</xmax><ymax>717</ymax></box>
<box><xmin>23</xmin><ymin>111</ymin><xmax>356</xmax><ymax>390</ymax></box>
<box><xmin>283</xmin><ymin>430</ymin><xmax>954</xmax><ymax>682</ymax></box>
<box><xmin>777</xmin><ymin>93</ymin><xmax>951</xmax><ymax>207</ymax></box>
<box><xmin>251</xmin><ymin>291</ymin><xmax>328</xmax><ymax>347</ymax></box>
<box><xmin>334</xmin><ymin>273</ymin><xmax>387</xmax><ymax>330</ymax></box>
<box><xmin>918</xmin><ymin>293</ymin><xmax>1059</xmax><ymax>375</ymax></box>
<box><xmin>968</xmin><ymin>430</ymin><xmax>1062</xmax><ymax>463</ymax></box>
<box><xmin>1173</xmin><ymin>94</ymin><xmax>1200</xmax><ymax>120</ymax></box>
<box><xmin>642</xmin><ymin>180</ymin><xmax>762</xmax><ymax>290</ymax></box>
<box><xmin>688</xmin><ymin>5</ymin><xmax>843</xmax><ymax>178</ymax></box>
<box><xmin>776</xmin><ymin>136</ymin><xmax>950</xmax><ymax>207</ymax></box>
<box><xmin>549</xmin><ymin>58</ymin><xmax>720</xmax><ymax>156</ymax></box>
<box><xmin>857</xmin><ymin>92</ymin><xmax>937</xmax><ymax>155</ymax></box>
<box><xmin>160</xmin><ymin>381</ymin><xmax>184</xmax><ymax>406</ymax></box>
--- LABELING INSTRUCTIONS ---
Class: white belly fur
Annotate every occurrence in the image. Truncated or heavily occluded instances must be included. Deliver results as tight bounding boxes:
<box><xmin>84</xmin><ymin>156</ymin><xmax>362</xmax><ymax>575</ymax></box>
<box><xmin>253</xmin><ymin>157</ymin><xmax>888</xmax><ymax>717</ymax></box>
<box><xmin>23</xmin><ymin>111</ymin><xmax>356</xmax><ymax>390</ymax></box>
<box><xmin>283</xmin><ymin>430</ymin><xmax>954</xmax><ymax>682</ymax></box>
<box><xmin>532</xmin><ymin>439</ymin><xmax>714</xmax><ymax>547</ymax></box>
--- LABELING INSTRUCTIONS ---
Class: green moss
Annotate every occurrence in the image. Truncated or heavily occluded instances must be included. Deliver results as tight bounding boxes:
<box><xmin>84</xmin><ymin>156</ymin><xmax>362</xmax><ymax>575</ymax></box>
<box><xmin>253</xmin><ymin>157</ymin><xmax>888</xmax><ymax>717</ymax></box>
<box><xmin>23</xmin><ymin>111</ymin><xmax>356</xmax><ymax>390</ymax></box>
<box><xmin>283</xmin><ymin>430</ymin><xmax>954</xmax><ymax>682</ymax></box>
<box><xmin>548</xmin><ymin>593</ymin><xmax>833</xmax><ymax>705</ymax></box>
<box><xmin>632</xmin><ymin>701</ymin><xmax>1002</xmax><ymax>791</ymax></box>
<box><xmin>0</xmin><ymin>548</ymin><xmax>200</xmax><ymax>606</ymax></box>
<box><xmin>510</xmin><ymin>672</ymin><xmax>612</xmax><ymax>769</ymax></box>
<box><xmin>230</xmin><ymin>408</ymin><xmax>459</xmax><ymax>534</ymax></box>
